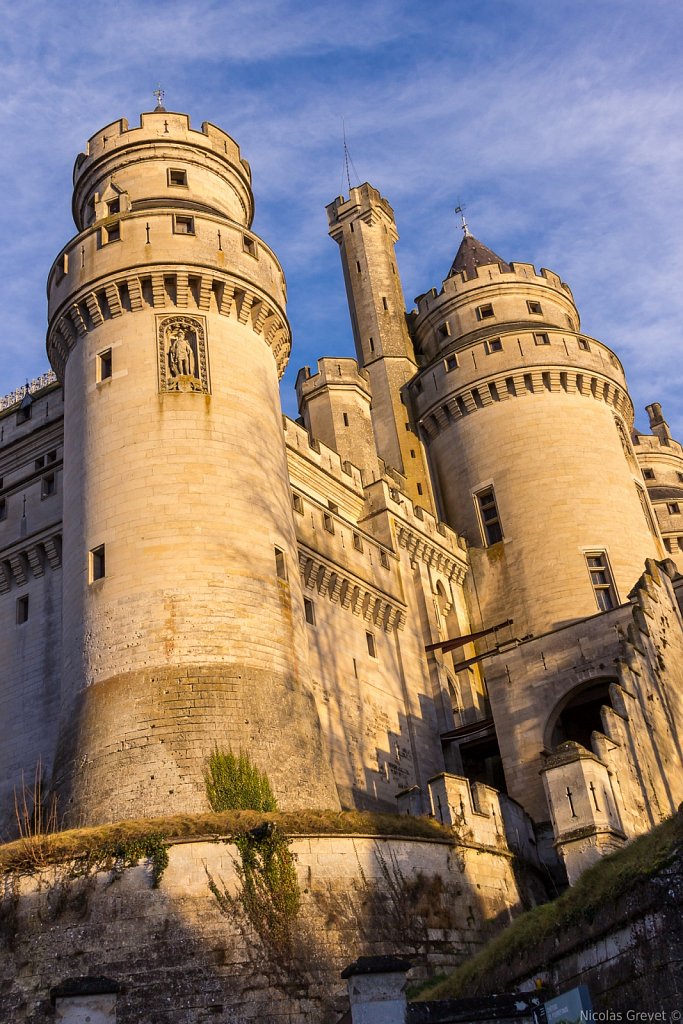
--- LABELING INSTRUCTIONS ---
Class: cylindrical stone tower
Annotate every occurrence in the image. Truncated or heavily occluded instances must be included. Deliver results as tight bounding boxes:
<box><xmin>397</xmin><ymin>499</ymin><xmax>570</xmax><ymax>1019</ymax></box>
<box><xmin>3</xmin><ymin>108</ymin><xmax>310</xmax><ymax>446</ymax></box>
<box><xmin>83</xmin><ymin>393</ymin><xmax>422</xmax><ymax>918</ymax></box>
<box><xmin>408</xmin><ymin>233</ymin><xmax>664</xmax><ymax>637</ymax></box>
<box><xmin>46</xmin><ymin>109</ymin><xmax>340</xmax><ymax>824</ymax></box>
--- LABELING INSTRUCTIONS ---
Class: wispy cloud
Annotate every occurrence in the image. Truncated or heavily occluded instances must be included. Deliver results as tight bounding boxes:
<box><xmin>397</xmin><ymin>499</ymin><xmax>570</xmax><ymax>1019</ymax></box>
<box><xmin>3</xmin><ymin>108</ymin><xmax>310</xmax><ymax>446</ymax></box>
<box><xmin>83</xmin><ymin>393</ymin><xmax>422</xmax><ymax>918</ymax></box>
<box><xmin>0</xmin><ymin>0</ymin><xmax>681</xmax><ymax>436</ymax></box>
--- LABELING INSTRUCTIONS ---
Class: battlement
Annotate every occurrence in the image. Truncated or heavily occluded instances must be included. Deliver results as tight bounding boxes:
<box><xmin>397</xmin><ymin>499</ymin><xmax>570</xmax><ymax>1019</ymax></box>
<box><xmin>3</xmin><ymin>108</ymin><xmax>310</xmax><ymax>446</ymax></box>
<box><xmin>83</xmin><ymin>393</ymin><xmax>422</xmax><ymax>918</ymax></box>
<box><xmin>295</xmin><ymin>358</ymin><xmax>372</xmax><ymax>404</ymax></box>
<box><xmin>326</xmin><ymin>183</ymin><xmax>398</xmax><ymax>243</ymax></box>
<box><xmin>414</xmin><ymin>261</ymin><xmax>573</xmax><ymax>317</ymax></box>
<box><xmin>0</xmin><ymin>371</ymin><xmax>58</xmax><ymax>413</ymax></box>
<box><xmin>283</xmin><ymin>415</ymin><xmax>365</xmax><ymax>494</ymax></box>
<box><xmin>74</xmin><ymin>111</ymin><xmax>250</xmax><ymax>184</ymax></box>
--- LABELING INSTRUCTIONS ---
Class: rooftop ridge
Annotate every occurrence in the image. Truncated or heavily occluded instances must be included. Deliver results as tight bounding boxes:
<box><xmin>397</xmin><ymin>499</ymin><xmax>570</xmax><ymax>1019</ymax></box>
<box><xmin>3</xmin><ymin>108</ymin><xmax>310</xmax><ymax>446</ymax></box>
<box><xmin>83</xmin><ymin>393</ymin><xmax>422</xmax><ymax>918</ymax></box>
<box><xmin>0</xmin><ymin>371</ymin><xmax>57</xmax><ymax>411</ymax></box>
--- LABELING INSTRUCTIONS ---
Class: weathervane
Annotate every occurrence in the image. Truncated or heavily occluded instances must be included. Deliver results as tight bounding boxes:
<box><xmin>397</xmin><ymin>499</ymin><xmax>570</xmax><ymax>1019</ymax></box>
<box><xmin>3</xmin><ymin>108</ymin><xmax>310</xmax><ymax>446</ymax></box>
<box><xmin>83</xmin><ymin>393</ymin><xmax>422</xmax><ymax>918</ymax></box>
<box><xmin>153</xmin><ymin>85</ymin><xmax>165</xmax><ymax>110</ymax></box>
<box><xmin>454</xmin><ymin>203</ymin><xmax>471</xmax><ymax>237</ymax></box>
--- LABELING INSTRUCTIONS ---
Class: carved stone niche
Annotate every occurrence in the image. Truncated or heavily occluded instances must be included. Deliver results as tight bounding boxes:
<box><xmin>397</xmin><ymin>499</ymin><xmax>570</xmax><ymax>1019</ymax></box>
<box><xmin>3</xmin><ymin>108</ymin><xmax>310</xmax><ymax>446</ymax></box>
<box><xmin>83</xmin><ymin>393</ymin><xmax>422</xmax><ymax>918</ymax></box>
<box><xmin>157</xmin><ymin>314</ymin><xmax>210</xmax><ymax>394</ymax></box>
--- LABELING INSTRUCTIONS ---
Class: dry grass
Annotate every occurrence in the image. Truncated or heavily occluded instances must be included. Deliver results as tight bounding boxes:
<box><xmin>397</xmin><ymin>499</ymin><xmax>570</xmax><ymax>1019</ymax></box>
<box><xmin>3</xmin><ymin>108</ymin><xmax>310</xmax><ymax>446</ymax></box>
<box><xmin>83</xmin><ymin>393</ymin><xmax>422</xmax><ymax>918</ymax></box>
<box><xmin>417</xmin><ymin>809</ymin><xmax>683</xmax><ymax>1001</ymax></box>
<box><xmin>0</xmin><ymin>809</ymin><xmax>452</xmax><ymax>877</ymax></box>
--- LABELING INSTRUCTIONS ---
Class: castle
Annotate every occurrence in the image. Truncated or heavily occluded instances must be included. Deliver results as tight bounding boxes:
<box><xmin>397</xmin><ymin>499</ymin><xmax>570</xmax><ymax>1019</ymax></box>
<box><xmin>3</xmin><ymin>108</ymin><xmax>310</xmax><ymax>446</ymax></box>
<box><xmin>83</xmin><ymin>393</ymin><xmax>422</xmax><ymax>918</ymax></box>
<box><xmin>1</xmin><ymin>105</ymin><xmax>683</xmax><ymax>890</ymax></box>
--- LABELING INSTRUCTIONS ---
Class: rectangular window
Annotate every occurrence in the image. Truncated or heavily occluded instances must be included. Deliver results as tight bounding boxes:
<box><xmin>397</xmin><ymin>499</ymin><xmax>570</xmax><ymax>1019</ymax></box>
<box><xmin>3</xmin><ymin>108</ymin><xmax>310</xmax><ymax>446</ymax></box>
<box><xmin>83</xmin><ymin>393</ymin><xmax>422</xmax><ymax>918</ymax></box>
<box><xmin>97</xmin><ymin>348</ymin><xmax>113</xmax><ymax>382</ymax></box>
<box><xmin>353</xmin><ymin>532</ymin><xmax>363</xmax><ymax>552</ymax></box>
<box><xmin>47</xmin><ymin>449</ymin><xmax>57</xmax><ymax>464</ymax></box>
<box><xmin>382</xmin><ymin>296</ymin><xmax>388</xmax><ymax>310</ymax></box>
<box><xmin>417</xmin><ymin>482</ymin><xmax>423</xmax><ymax>495</ymax></box>
<box><xmin>35</xmin><ymin>456</ymin><xmax>45</xmax><ymax>470</ymax></box>
<box><xmin>642</xmin><ymin>468</ymin><xmax>655</xmax><ymax>480</ymax></box>
<box><xmin>678</xmin><ymin>472</ymin><xmax>683</xmax><ymax>483</ymax></box>
<box><xmin>534</xmin><ymin>332</ymin><xmax>550</xmax><ymax>346</ymax></box>
<box><xmin>17</xmin><ymin>403</ymin><xmax>32</xmax><ymax>424</ymax></box>
<box><xmin>90</xmin><ymin>544</ymin><xmax>106</xmax><ymax>582</ymax></box>
<box><xmin>366</xmin><ymin>631</ymin><xmax>377</xmax><ymax>658</ymax></box>
<box><xmin>586</xmin><ymin>551</ymin><xmax>618</xmax><ymax>612</ymax></box>
<box><xmin>485</xmin><ymin>338</ymin><xmax>503</xmax><ymax>354</ymax></box>
<box><xmin>578</xmin><ymin>338</ymin><xmax>591</xmax><ymax>351</ymax></box>
<box><xmin>292</xmin><ymin>493</ymin><xmax>304</xmax><ymax>514</ymax></box>
<box><xmin>243</xmin><ymin>235</ymin><xmax>257</xmax><ymax>257</ymax></box>
<box><xmin>380</xmin><ymin>550</ymin><xmax>390</xmax><ymax>569</ymax></box>
<box><xmin>0</xmin><ymin>497</ymin><xmax>6</xmax><ymax>520</ymax></box>
<box><xmin>444</xmin><ymin>354</ymin><xmax>458</xmax><ymax>372</ymax></box>
<box><xmin>174</xmin><ymin>215</ymin><xmax>195</xmax><ymax>235</ymax></box>
<box><xmin>475</xmin><ymin>486</ymin><xmax>503</xmax><ymax>545</ymax></box>
<box><xmin>527</xmin><ymin>300</ymin><xmax>543</xmax><ymax>315</ymax></box>
<box><xmin>274</xmin><ymin>546</ymin><xmax>287</xmax><ymax>580</ymax></box>
<box><xmin>107</xmin><ymin>198</ymin><xmax>120</xmax><ymax>216</ymax></box>
<box><xmin>438</xmin><ymin>323</ymin><xmax>451</xmax><ymax>338</ymax></box>
<box><xmin>16</xmin><ymin>595</ymin><xmax>29</xmax><ymax>624</ymax></box>
<box><xmin>304</xmin><ymin>598</ymin><xmax>316</xmax><ymax>625</ymax></box>
<box><xmin>343</xmin><ymin>412</ymin><xmax>349</xmax><ymax>427</ymax></box>
<box><xmin>323</xmin><ymin>513</ymin><xmax>334</xmax><ymax>534</ymax></box>
<box><xmin>103</xmin><ymin>222</ymin><xmax>120</xmax><ymax>243</ymax></box>
<box><xmin>476</xmin><ymin>303</ymin><xmax>494</xmax><ymax>320</ymax></box>
<box><xmin>41</xmin><ymin>473</ymin><xmax>56</xmax><ymax>499</ymax></box>
<box><xmin>667</xmin><ymin>502</ymin><xmax>680</xmax><ymax>515</ymax></box>
<box><xmin>168</xmin><ymin>168</ymin><xmax>188</xmax><ymax>187</ymax></box>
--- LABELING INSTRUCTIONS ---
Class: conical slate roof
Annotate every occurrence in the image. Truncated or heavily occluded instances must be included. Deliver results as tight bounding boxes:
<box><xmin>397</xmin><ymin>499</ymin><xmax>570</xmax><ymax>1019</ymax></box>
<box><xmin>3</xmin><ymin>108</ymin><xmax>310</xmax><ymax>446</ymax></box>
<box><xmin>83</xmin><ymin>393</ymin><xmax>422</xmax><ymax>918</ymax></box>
<box><xmin>448</xmin><ymin>234</ymin><xmax>511</xmax><ymax>279</ymax></box>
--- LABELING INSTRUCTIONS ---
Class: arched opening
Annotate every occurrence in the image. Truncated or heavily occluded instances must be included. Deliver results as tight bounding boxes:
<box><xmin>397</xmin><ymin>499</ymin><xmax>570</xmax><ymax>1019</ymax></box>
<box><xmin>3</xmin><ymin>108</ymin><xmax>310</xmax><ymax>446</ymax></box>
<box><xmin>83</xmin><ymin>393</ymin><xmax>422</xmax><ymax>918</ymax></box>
<box><xmin>546</xmin><ymin>679</ymin><xmax>615</xmax><ymax>752</ymax></box>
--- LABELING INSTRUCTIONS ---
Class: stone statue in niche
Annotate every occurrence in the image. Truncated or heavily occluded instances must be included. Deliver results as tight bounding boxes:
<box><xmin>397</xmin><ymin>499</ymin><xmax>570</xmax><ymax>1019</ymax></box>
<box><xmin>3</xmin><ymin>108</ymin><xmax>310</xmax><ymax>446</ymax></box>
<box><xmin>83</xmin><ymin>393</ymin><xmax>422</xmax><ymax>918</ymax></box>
<box><xmin>157</xmin><ymin>315</ymin><xmax>210</xmax><ymax>394</ymax></box>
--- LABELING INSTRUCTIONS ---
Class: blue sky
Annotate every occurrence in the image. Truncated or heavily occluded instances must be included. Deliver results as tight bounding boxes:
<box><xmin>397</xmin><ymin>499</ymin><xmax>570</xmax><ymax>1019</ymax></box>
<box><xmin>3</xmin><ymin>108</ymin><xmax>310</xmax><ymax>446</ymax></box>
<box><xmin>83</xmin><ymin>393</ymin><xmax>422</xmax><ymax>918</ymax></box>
<box><xmin>1</xmin><ymin>0</ymin><xmax>682</xmax><ymax>435</ymax></box>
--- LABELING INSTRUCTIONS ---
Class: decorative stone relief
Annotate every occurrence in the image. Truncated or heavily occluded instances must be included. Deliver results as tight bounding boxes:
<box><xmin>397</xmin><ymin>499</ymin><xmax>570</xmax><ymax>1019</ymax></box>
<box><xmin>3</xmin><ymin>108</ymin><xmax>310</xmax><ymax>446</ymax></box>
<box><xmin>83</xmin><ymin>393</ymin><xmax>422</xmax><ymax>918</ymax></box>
<box><xmin>157</xmin><ymin>315</ymin><xmax>210</xmax><ymax>394</ymax></box>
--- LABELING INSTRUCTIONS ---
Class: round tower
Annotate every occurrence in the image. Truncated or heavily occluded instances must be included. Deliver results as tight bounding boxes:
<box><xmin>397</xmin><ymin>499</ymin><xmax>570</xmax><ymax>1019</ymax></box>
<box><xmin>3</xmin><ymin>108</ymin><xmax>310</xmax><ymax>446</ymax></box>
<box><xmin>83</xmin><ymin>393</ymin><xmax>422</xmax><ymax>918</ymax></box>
<box><xmin>46</xmin><ymin>110</ymin><xmax>340</xmax><ymax>823</ymax></box>
<box><xmin>407</xmin><ymin>233</ymin><xmax>664</xmax><ymax>637</ymax></box>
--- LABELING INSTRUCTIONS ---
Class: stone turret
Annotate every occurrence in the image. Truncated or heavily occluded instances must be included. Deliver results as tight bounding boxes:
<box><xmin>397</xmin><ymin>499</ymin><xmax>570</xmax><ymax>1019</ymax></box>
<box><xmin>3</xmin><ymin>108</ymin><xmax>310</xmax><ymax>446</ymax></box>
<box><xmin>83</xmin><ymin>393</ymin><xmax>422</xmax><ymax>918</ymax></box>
<box><xmin>407</xmin><ymin>231</ymin><xmax>664</xmax><ymax>636</ymax></box>
<box><xmin>46</xmin><ymin>110</ymin><xmax>339</xmax><ymax>824</ymax></box>
<box><xmin>633</xmin><ymin>401</ymin><xmax>683</xmax><ymax>573</ymax></box>
<box><xmin>327</xmin><ymin>185</ymin><xmax>435</xmax><ymax>511</ymax></box>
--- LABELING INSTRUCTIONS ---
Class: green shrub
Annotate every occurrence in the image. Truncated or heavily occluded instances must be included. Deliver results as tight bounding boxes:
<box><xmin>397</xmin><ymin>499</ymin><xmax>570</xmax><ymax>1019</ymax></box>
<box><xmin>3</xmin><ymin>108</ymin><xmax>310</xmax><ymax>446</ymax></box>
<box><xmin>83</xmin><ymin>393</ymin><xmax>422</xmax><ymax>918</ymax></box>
<box><xmin>204</xmin><ymin>748</ymin><xmax>277</xmax><ymax>812</ymax></box>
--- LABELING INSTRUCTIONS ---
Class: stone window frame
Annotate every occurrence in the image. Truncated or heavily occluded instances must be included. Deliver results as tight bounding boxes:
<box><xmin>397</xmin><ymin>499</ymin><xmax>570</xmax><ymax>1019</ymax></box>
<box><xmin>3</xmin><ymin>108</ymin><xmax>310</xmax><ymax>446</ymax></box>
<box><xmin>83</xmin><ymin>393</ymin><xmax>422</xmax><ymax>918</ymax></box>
<box><xmin>89</xmin><ymin>544</ymin><xmax>106</xmax><ymax>584</ymax></box>
<box><xmin>578</xmin><ymin>338</ymin><xmax>591</xmax><ymax>352</ymax></box>
<box><xmin>304</xmin><ymin>597</ymin><xmax>316</xmax><ymax>626</ymax></box>
<box><xmin>444</xmin><ymin>354</ymin><xmax>458</xmax><ymax>372</ymax></box>
<box><xmin>173</xmin><ymin>214</ymin><xmax>195</xmax><ymax>236</ymax></box>
<box><xmin>101</xmin><ymin>222</ymin><xmax>121</xmax><ymax>245</ymax></box>
<box><xmin>476</xmin><ymin>303</ymin><xmax>495</xmax><ymax>321</ymax></box>
<box><xmin>242</xmin><ymin>235</ymin><xmax>258</xmax><ymax>258</ymax></box>
<box><xmin>474</xmin><ymin>485</ymin><xmax>504</xmax><ymax>546</ymax></box>
<box><xmin>667</xmin><ymin>502</ymin><xmax>680</xmax><ymax>515</ymax></box>
<box><xmin>366</xmin><ymin>631</ymin><xmax>377</xmax><ymax>658</ymax></box>
<box><xmin>642</xmin><ymin>468</ymin><xmax>655</xmax><ymax>480</ymax></box>
<box><xmin>16</xmin><ymin>594</ymin><xmax>29</xmax><ymax>624</ymax></box>
<box><xmin>352</xmin><ymin>532</ymin><xmax>363</xmax><ymax>552</ymax></box>
<box><xmin>167</xmin><ymin>167</ymin><xmax>188</xmax><ymax>187</ymax></box>
<box><xmin>323</xmin><ymin>512</ymin><xmax>335</xmax><ymax>535</ymax></box>
<box><xmin>485</xmin><ymin>337</ymin><xmax>503</xmax><ymax>355</ymax></box>
<box><xmin>584</xmin><ymin>550</ymin><xmax>619</xmax><ymax>612</ymax></box>
<box><xmin>533</xmin><ymin>332</ymin><xmax>551</xmax><ymax>346</ymax></box>
<box><xmin>274</xmin><ymin>546</ymin><xmax>287</xmax><ymax>581</ymax></box>
<box><xmin>97</xmin><ymin>348</ymin><xmax>113</xmax><ymax>384</ymax></box>
<box><xmin>292</xmin><ymin>492</ymin><xmax>304</xmax><ymax>515</ymax></box>
<box><xmin>41</xmin><ymin>472</ymin><xmax>57</xmax><ymax>500</ymax></box>
<box><xmin>527</xmin><ymin>299</ymin><xmax>543</xmax><ymax>315</ymax></box>
<box><xmin>379</xmin><ymin>549</ymin><xmax>390</xmax><ymax>569</ymax></box>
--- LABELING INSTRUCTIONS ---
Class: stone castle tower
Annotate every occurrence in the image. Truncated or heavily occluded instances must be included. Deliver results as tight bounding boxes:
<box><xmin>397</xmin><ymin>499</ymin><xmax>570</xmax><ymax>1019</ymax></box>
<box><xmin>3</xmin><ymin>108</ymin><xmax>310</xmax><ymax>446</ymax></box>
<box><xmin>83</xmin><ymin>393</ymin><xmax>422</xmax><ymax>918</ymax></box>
<box><xmin>44</xmin><ymin>108</ymin><xmax>339</xmax><ymax>823</ymax></box>
<box><xmin>1</xmin><ymin>107</ymin><xmax>683</xmax><ymax>889</ymax></box>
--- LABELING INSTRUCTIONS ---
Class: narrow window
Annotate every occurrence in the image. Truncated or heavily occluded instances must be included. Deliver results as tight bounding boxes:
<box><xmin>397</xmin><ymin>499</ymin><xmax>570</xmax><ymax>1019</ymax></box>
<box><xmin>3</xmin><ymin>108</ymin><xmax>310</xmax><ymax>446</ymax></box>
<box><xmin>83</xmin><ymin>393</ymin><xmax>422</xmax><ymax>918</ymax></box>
<box><xmin>476</xmin><ymin>303</ymin><xmax>494</xmax><ymax>320</ymax></box>
<box><xmin>678</xmin><ymin>472</ymin><xmax>683</xmax><ymax>483</ymax></box>
<box><xmin>382</xmin><ymin>296</ymin><xmax>388</xmax><ymax>310</ymax></box>
<box><xmin>274</xmin><ymin>546</ymin><xmax>287</xmax><ymax>580</ymax></box>
<box><xmin>524</xmin><ymin>373</ymin><xmax>534</xmax><ymax>392</ymax></box>
<box><xmin>485</xmin><ymin>338</ymin><xmax>503</xmax><ymax>354</ymax></box>
<box><xmin>353</xmin><ymin>532</ymin><xmax>363</xmax><ymax>552</ymax></box>
<box><xmin>578</xmin><ymin>338</ymin><xmax>590</xmax><ymax>352</ymax></box>
<box><xmin>356</xmin><ymin>261</ymin><xmax>361</xmax><ymax>273</ymax></box>
<box><xmin>366</xmin><ymin>631</ymin><xmax>377</xmax><ymax>658</ymax></box>
<box><xmin>343</xmin><ymin>412</ymin><xmax>349</xmax><ymax>427</ymax></box>
<box><xmin>0</xmin><ymin>497</ymin><xmax>6</xmax><ymax>520</ymax></box>
<box><xmin>304</xmin><ymin>598</ymin><xmax>316</xmax><ymax>625</ymax></box>
<box><xmin>506</xmin><ymin>377</ymin><xmax>516</xmax><ymax>396</ymax></box>
<box><xmin>323</xmin><ymin>513</ymin><xmax>334</xmax><ymax>534</ymax></box>
<box><xmin>534</xmin><ymin>332</ymin><xmax>550</xmax><ymax>346</ymax></box>
<box><xmin>168</xmin><ymin>168</ymin><xmax>188</xmax><ymax>187</ymax></box>
<box><xmin>410</xmin><ymin>449</ymin><xmax>416</xmax><ymax>459</ymax></box>
<box><xmin>107</xmin><ymin>197</ymin><xmax>120</xmax><ymax>216</ymax></box>
<box><xmin>416</xmin><ymin>482</ymin><xmax>423</xmax><ymax>496</ymax></box>
<box><xmin>456</xmin><ymin>395</ymin><xmax>468</xmax><ymax>416</ymax></box>
<box><xmin>527</xmin><ymin>300</ymin><xmax>543</xmax><ymax>315</ymax></box>
<box><xmin>586</xmin><ymin>552</ymin><xmax>618</xmax><ymax>611</ymax></box>
<box><xmin>35</xmin><ymin>456</ymin><xmax>45</xmax><ymax>471</ymax></box>
<box><xmin>104</xmin><ymin>222</ymin><xmax>120</xmax><ymax>243</ymax></box>
<box><xmin>292</xmin><ymin>493</ymin><xmax>304</xmax><ymax>514</ymax></box>
<box><xmin>174</xmin><ymin>215</ymin><xmax>195</xmax><ymax>235</ymax></box>
<box><xmin>667</xmin><ymin>502</ymin><xmax>680</xmax><ymax>515</ymax></box>
<box><xmin>642</xmin><ymin>468</ymin><xmax>655</xmax><ymax>480</ymax></box>
<box><xmin>380</xmin><ymin>550</ymin><xmax>390</xmax><ymax>569</ymax></box>
<box><xmin>41</xmin><ymin>473</ymin><xmax>56</xmax><ymax>499</ymax></box>
<box><xmin>635</xmin><ymin>484</ymin><xmax>658</xmax><ymax>537</ymax></box>
<box><xmin>444</xmin><ymin>354</ymin><xmax>458</xmax><ymax>372</ymax></box>
<box><xmin>472</xmin><ymin>388</ymin><xmax>484</xmax><ymax>409</ymax></box>
<box><xmin>16</xmin><ymin>595</ymin><xmax>29</xmax><ymax>624</ymax></box>
<box><xmin>369</xmin><ymin>337</ymin><xmax>375</xmax><ymax>353</ymax></box>
<box><xmin>438</xmin><ymin>323</ymin><xmax>451</xmax><ymax>339</ymax></box>
<box><xmin>476</xmin><ymin>487</ymin><xmax>503</xmax><ymax>545</ymax></box>
<box><xmin>243</xmin><ymin>235</ymin><xmax>257</xmax><ymax>257</ymax></box>
<box><xmin>47</xmin><ymin>450</ymin><xmax>57</xmax><ymax>464</ymax></box>
<box><xmin>17</xmin><ymin>403</ymin><xmax>32</xmax><ymax>424</ymax></box>
<box><xmin>97</xmin><ymin>348</ymin><xmax>113</xmax><ymax>382</ymax></box>
<box><xmin>90</xmin><ymin>544</ymin><xmax>106</xmax><ymax>582</ymax></box>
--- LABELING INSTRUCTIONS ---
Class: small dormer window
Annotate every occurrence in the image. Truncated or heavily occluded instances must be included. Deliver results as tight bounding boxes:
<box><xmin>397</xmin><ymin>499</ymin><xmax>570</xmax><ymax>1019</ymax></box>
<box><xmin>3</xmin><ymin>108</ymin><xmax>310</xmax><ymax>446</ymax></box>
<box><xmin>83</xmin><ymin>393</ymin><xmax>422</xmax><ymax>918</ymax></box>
<box><xmin>107</xmin><ymin>198</ymin><xmax>120</xmax><ymax>216</ymax></box>
<box><xmin>168</xmin><ymin>168</ymin><xmax>188</xmax><ymax>187</ymax></box>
